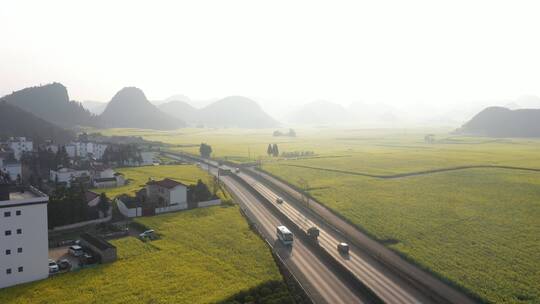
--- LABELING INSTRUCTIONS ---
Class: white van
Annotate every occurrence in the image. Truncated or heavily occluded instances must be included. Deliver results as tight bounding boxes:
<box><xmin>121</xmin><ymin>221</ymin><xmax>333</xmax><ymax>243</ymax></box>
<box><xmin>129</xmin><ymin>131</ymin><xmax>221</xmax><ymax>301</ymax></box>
<box><xmin>276</xmin><ymin>225</ymin><xmax>294</xmax><ymax>245</ymax></box>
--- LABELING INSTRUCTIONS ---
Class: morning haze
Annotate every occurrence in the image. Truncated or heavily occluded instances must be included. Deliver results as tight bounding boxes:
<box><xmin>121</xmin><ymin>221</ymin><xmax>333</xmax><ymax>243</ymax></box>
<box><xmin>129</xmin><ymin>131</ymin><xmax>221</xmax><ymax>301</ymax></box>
<box><xmin>0</xmin><ymin>1</ymin><xmax>539</xmax><ymax>304</ymax></box>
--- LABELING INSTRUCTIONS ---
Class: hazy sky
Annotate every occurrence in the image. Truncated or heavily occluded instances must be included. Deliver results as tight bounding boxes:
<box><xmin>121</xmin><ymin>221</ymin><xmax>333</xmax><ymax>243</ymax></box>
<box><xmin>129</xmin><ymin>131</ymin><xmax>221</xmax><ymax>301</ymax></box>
<box><xmin>2</xmin><ymin>0</ymin><xmax>540</xmax><ymax>112</ymax></box>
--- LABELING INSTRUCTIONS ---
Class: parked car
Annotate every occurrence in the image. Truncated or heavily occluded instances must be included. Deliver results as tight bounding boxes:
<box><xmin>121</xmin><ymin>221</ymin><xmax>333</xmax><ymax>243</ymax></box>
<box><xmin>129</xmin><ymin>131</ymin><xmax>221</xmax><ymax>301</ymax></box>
<box><xmin>337</xmin><ymin>242</ymin><xmax>350</xmax><ymax>254</ymax></box>
<box><xmin>139</xmin><ymin>229</ymin><xmax>156</xmax><ymax>240</ymax></box>
<box><xmin>48</xmin><ymin>259</ymin><xmax>59</xmax><ymax>273</ymax></box>
<box><xmin>57</xmin><ymin>259</ymin><xmax>72</xmax><ymax>270</ymax></box>
<box><xmin>81</xmin><ymin>253</ymin><xmax>97</xmax><ymax>265</ymax></box>
<box><xmin>69</xmin><ymin>245</ymin><xmax>83</xmax><ymax>257</ymax></box>
<box><xmin>276</xmin><ymin>197</ymin><xmax>284</xmax><ymax>204</ymax></box>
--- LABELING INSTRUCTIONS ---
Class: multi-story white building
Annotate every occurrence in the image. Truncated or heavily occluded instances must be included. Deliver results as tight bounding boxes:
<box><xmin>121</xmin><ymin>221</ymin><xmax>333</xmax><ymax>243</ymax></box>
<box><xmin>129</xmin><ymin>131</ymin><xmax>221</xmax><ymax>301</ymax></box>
<box><xmin>69</xmin><ymin>142</ymin><xmax>108</xmax><ymax>160</ymax></box>
<box><xmin>7</xmin><ymin>137</ymin><xmax>33</xmax><ymax>161</ymax></box>
<box><xmin>0</xmin><ymin>184</ymin><xmax>49</xmax><ymax>289</ymax></box>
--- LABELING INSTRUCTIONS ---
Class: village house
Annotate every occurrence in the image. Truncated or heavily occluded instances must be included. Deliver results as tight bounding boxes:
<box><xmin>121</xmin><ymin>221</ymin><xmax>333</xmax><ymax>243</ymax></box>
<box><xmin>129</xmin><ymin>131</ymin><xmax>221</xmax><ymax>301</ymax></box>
<box><xmin>145</xmin><ymin>178</ymin><xmax>188</xmax><ymax>210</ymax></box>
<box><xmin>91</xmin><ymin>167</ymin><xmax>125</xmax><ymax>188</ymax></box>
<box><xmin>49</xmin><ymin>168</ymin><xmax>90</xmax><ymax>187</ymax></box>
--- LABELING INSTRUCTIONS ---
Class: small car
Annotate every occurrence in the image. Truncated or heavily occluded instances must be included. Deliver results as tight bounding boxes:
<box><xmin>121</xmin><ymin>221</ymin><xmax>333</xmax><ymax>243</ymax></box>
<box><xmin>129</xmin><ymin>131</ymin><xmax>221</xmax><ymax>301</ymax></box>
<box><xmin>337</xmin><ymin>242</ymin><xmax>350</xmax><ymax>254</ymax></box>
<box><xmin>139</xmin><ymin>229</ymin><xmax>156</xmax><ymax>240</ymax></box>
<box><xmin>48</xmin><ymin>259</ymin><xmax>59</xmax><ymax>273</ymax></box>
<box><xmin>68</xmin><ymin>245</ymin><xmax>83</xmax><ymax>257</ymax></box>
<box><xmin>57</xmin><ymin>259</ymin><xmax>72</xmax><ymax>270</ymax></box>
<box><xmin>81</xmin><ymin>253</ymin><xmax>97</xmax><ymax>265</ymax></box>
<box><xmin>235</xmin><ymin>168</ymin><xmax>240</xmax><ymax>173</ymax></box>
<box><xmin>276</xmin><ymin>197</ymin><xmax>284</xmax><ymax>204</ymax></box>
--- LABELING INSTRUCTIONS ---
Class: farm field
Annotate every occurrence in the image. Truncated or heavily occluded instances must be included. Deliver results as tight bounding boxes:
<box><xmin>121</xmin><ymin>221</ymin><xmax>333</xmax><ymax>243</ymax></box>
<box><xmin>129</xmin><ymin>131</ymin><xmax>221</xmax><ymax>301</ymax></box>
<box><xmin>91</xmin><ymin>164</ymin><xmax>220</xmax><ymax>198</ymax></box>
<box><xmin>0</xmin><ymin>206</ymin><xmax>292</xmax><ymax>304</ymax></box>
<box><xmin>97</xmin><ymin>127</ymin><xmax>540</xmax><ymax>303</ymax></box>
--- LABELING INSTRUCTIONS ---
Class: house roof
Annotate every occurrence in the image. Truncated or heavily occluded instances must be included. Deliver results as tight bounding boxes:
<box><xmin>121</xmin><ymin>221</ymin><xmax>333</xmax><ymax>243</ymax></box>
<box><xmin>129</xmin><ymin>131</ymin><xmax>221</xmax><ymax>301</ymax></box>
<box><xmin>147</xmin><ymin>178</ymin><xmax>186</xmax><ymax>189</ymax></box>
<box><xmin>85</xmin><ymin>190</ymin><xmax>100</xmax><ymax>203</ymax></box>
<box><xmin>94</xmin><ymin>177</ymin><xmax>116</xmax><ymax>183</ymax></box>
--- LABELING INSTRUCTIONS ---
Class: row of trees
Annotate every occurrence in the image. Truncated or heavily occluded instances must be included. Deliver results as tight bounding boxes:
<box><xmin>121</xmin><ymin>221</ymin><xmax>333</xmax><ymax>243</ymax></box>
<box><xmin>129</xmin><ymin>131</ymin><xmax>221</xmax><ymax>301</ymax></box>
<box><xmin>47</xmin><ymin>185</ymin><xmax>109</xmax><ymax>229</ymax></box>
<box><xmin>267</xmin><ymin>144</ymin><xmax>280</xmax><ymax>157</ymax></box>
<box><xmin>272</xmin><ymin>128</ymin><xmax>296</xmax><ymax>137</ymax></box>
<box><xmin>102</xmin><ymin>144</ymin><xmax>142</xmax><ymax>165</ymax></box>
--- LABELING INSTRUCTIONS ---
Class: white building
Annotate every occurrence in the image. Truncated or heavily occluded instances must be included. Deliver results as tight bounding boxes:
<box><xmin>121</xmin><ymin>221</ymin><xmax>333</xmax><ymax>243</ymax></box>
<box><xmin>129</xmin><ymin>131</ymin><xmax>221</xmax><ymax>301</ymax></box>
<box><xmin>1</xmin><ymin>161</ymin><xmax>22</xmax><ymax>182</ymax></box>
<box><xmin>146</xmin><ymin>178</ymin><xmax>188</xmax><ymax>210</ymax></box>
<box><xmin>0</xmin><ymin>184</ymin><xmax>49</xmax><ymax>289</ymax></box>
<box><xmin>49</xmin><ymin>168</ymin><xmax>90</xmax><ymax>187</ymax></box>
<box><xmin>140</xmin><ymin>152</ymin><xmax>156</xmax><ymax>166</ymax></box>
<box><xmin>67</xmin><ymin>142</ymin><xmax>108</xmax><ymax>160</ymax></box>
<box><xmin>7</xmin><ymin>137</ymin><xmax>33</xmax><ymax>161</ymax></box>
<box><xmin>64</xmin><ymin>145</ymin><xmax>77</xmax><ymax>158</ymax></box>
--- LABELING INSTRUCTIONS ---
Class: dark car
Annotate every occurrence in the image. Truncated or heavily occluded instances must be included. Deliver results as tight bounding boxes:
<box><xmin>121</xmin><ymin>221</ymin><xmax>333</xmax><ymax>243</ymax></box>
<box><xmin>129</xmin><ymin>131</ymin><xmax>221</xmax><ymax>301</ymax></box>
<box><xmin>57</xmin><ymin>259</ymin><xmax>72</xmax><ymax>270</ymax></box>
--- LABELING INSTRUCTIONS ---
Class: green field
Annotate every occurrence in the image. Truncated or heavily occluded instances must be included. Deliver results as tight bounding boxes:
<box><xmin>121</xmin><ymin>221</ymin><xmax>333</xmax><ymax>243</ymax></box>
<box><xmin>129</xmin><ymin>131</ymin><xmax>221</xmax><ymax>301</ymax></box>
<box><xmin>0</xmin><ymin>206</ymin><xmax>291</xmax><ymax>304</ymax></box>
<box><xmin>91</xmin><ymin>164</ymin><xmax>221</xmax><ymax>198</ymax></box>
<box><xmin>91</xmin><ymin>127</ymin><xmax>540</xmax><ymax>303</ymax></box>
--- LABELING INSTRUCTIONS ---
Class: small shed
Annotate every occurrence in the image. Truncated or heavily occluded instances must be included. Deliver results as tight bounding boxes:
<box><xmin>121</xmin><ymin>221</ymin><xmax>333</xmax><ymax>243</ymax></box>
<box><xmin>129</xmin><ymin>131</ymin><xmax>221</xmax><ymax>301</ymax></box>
<box><xmin>80</xmin><ymin>233</ymin><xmax>117</xmax><ymax>263</ymax></box>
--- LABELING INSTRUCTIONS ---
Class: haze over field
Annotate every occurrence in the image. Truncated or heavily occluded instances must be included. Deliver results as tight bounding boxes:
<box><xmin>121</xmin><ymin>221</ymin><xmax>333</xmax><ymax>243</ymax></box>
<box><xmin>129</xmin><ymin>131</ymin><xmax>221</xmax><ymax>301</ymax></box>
<box><xmin>2</xmin><ymin>0</ymin><xmax>540</xmax><ymax>126</ymax></box>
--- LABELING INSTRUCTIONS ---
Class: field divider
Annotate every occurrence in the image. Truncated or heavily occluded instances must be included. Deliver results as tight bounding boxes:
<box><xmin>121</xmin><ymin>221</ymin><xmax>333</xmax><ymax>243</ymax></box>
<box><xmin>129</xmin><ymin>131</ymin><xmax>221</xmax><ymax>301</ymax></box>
<box><xmin>281</xmin><ymin>163</ymin><xmax>540</xmax><ymax>179</ymax></box>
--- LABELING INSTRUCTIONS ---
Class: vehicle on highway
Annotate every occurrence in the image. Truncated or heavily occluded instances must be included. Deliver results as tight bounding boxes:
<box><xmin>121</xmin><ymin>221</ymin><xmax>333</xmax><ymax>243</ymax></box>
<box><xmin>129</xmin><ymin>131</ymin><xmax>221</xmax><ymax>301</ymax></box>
<box><xmin>307</xmin><ymin>226</ymin><xmax>320</xmax><ymax>241</ymax></box>
<box><xmin>276</xmin><ymin>197</ymin><xmax>284</xmax><ymax>204</ymax></box>
<box><xmin>276</xmin><ymin>225</ymin><xmax>294</xmax><ymax>245</ymax></box>
<box><xmin>57</xmin><ymin>259</ymin><xmax>72</xmax><ymax>270</ymax></box>
<box><xmin>48</xmin><ymin>259</ymin><xmax>59</xmax><ymax>273</ymax></box>
<box><xmin>68</xmin><ymin>245</ymin><xmax>83</xmax><ymax>257</ymax></box>
<box><xmin>337</xmin><ymin>242</ymin><xmax>350</xmax><ymax>254</ymax></box>
<box><xmin>235</xmin><ymin>168</ymin><xmax>240</xmax><ymax>173</ymax></box>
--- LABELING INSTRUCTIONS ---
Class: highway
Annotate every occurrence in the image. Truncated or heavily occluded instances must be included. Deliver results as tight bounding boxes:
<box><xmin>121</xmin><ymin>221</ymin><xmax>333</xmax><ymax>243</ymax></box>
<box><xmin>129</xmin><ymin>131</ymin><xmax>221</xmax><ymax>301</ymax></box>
<box><xmin>223</xmin><ymin>176</ymin><xmax>370</xmax><ymax>304</ymax></box>
<box><xmin>236</xmin><ymin>171</ymin><xmax>434</xmax><ymax>304</ymax></box>
<box><xmin>166</xmin><ymin>153</ymin><xmax>474</xmax><ymax>304</ymax></box>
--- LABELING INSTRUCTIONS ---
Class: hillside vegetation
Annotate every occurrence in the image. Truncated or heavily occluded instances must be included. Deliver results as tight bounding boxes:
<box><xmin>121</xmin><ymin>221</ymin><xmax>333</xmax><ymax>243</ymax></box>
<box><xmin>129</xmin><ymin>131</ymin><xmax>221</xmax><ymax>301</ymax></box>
<box><xmin>0</xmin><ymin>101</ymin><xmax>75</xmax><ymax>143</ymax></box>
<box><xmin>457</xmin><ymin>106</ymin><xmax>540</xmax><ymax>137</ymax></box>
<box><xmin>0</xmin><ymin>206</ymin><xmax>291</xmax><ymax>304</ymax></box>
<box><xmin>1</xmin><ymin>83</ymin><xmax>98</xmax><ymax>128</ymax></box>
<box><xmin>100</xmin><ymin>87</ymin><xmax>184</xmax><ymax>130</ymax></box>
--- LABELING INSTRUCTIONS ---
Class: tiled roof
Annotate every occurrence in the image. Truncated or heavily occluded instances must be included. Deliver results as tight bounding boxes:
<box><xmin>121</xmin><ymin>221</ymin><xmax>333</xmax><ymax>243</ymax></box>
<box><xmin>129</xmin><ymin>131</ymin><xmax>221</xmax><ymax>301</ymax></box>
<box><xmin>85</xmin><ymin>190</ymin><xmax>100</xmax><ymax>202</ymax></box>
<box><xmin>147</xmin><ymin>178</ymin><xmax>186</xmax><ymax>189</ymax></box>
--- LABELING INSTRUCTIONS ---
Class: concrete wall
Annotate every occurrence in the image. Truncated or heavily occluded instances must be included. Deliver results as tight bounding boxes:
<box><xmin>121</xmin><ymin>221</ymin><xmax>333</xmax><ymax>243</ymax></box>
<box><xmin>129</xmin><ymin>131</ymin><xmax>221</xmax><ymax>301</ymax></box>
<box><xmin>50</xmin><ymin>213</ymin><xmax>111</xmax><ymax>231</ymax></box>
<box><xmin>116</xmin><ymin>199</ymin><xmax>141</xmax><ymax>218</ymax></box>
<box><xmin>0</xmin><ymin>203</ymin><xmax>48</xmax><ymax>289</ymax></box>
<box><xmin>197</xmin><ymin>199</ymin><xmax>221</xmax><ymax>208</ymax></box>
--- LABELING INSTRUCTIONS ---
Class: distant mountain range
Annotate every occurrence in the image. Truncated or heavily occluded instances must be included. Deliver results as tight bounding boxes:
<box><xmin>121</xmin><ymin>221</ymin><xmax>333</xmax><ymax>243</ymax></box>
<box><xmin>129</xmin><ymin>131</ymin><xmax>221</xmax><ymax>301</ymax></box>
<box><xmin>456</xmin><ymin>106</ymin><xmax>540</xmax><ymax>137</ymax></box>
<box><xmin>100</xmin><ymin>87</ymin><xmax>185</xmax><ymax>130</ymax></box>
<box><xmin>288</xmin><ymin>100</ymin><xmax>352</xmax><ymax>125</ymax></box>
<box><xmin>159</xmin><ymin>96</ymin><xmax>279</xmax><ymax>128</ymax></box>
<box><xmin>0</xmin><ymin>101</ymin><xmax>75</xmax><ymax>143</ymax></box>
<box><xmin>1</xmin><ymin>83</ymin><xmax>98</xmax><ymax>128</ymax></box>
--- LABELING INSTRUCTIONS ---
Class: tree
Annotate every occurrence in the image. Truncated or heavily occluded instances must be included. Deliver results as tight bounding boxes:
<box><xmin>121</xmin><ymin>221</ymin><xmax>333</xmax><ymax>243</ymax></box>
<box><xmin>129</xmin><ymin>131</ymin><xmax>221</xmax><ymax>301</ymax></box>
<box><xmin>288</xmin><ymin>129</ymin><xmax>296</xmax><ymax>137</ymax></box>
<box><xmin>272</xmin><ymin>144</ymin><xmax>279</xmax><ymax>157</ymax></box>
<box><xmin>55</xmin><ymin>146</ymin><xmax>70</xmax><ymax>168</ymax></box>
<box><xmin>200</xmin><ymin>143</ymin><xmax>212</xmax><ymax>158</ymax></box>
<box><xmin>97</xmin><ymin>193</ymin><xmax>110</xmax><ymax>217</ymax></box>
<box><xmin>267</xmin><ymin>144</ymin><xmax>273</xmax><ymax>156</ymax></box>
